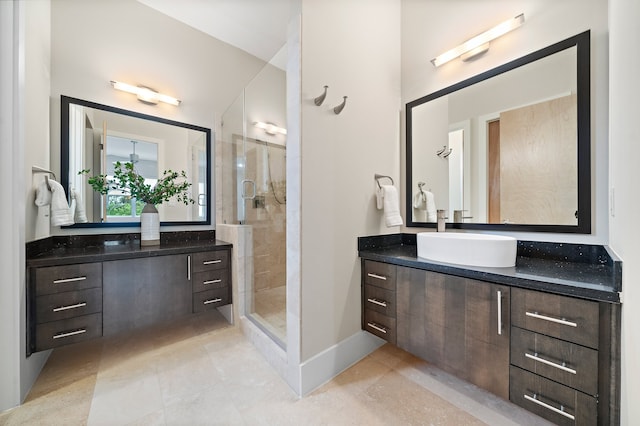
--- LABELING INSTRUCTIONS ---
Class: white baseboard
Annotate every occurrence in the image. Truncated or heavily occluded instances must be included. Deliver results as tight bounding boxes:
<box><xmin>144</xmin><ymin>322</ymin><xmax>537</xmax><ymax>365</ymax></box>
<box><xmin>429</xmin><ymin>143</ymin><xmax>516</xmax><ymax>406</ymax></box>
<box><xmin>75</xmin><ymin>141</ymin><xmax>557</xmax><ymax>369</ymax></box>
<box><xmin>299</xmin><ymin>331</ymin><xmax>385</xmax><ymax>396</ymax></box>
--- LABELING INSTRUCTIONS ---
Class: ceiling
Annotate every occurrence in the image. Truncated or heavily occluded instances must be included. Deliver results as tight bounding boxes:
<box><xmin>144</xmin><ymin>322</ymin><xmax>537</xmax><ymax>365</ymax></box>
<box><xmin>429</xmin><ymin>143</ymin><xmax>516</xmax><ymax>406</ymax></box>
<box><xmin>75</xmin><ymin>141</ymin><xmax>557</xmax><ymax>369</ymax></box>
<box><xmin>137</xmin><ymin>0</ymin><xmax>290</xmax><ymax>64</ymax></box>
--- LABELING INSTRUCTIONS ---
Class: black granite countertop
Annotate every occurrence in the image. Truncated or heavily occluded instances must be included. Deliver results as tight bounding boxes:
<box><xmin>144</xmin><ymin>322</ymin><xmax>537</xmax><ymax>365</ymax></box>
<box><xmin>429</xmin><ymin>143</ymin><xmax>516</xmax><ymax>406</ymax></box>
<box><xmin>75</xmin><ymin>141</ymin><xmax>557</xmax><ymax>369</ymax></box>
<box><xmin>27</xmin><ymin>231</ymin><xmax>232</xmax><ymax>268</ymax></box>
<box><xmin>358</xmin><ymin>234</ymin><xmax>621</xmax><ymax>303</ymax></box>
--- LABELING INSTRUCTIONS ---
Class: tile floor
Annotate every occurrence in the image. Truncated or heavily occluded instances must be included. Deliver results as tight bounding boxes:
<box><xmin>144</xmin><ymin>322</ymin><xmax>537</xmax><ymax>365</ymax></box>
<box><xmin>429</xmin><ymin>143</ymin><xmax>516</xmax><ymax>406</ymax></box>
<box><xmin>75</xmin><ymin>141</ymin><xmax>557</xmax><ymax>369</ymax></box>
<box><xmin>0</xmin><ymin>310</ymin><xmax>552</xmax><ymax>425</ymax></box>
<box><xmin>253</xmin><ymin>285</ymin><xmax>287</xmax><ymax>343</ymax></box>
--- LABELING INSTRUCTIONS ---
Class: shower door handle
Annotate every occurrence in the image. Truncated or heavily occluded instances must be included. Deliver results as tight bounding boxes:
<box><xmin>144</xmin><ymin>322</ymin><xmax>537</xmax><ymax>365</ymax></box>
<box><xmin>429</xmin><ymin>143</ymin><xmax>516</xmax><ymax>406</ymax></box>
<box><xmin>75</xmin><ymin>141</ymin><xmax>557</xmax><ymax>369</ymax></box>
<box><xmin>241</xmin><ymin>179</ymin><xmax>256</xmax><ymax>200</ymax></box>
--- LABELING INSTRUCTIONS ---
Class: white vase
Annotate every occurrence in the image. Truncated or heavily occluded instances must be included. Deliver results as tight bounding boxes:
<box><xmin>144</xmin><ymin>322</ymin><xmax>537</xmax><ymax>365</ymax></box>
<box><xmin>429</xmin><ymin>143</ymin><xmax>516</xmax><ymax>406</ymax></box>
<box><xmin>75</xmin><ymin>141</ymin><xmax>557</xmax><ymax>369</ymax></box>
<box><xmin>140</xmin><ymin>203</ymin><xmax>160</xmax><ymax>246</ymax></box>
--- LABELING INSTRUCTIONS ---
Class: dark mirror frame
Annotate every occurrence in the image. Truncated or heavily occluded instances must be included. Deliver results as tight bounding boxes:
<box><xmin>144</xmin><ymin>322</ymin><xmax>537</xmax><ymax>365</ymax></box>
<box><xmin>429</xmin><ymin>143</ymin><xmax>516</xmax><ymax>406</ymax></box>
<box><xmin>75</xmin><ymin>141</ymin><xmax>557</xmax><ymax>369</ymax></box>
<box><xmin>61</xmin><ymin>95</ymin><xmax>212</xmax><ymax>228</ymax></box>
<box><xmin>406</xmin><ymin>30</ymin><xmax>591</xmax><ymax>233</ymax></box>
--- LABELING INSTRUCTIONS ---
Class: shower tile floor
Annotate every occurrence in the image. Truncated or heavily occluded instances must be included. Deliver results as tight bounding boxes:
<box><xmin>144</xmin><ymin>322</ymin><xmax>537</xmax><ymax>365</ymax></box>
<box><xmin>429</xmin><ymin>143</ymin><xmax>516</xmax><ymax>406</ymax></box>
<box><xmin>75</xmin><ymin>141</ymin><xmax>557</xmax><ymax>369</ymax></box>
<box><xmin>0</xmin><ymin>310</ymin><xmax>552</xmax><ymax>425</ymax></box>
<box><xmin>253</xmin><ymin>285</ymin><xmax>287</xmax><ymax>342</ymax></box>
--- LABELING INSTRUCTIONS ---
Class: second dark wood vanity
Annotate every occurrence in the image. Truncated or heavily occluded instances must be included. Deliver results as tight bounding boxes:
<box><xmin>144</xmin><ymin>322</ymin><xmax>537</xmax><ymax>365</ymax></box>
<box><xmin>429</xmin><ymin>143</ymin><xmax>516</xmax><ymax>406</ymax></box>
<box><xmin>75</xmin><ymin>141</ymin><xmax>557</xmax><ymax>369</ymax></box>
<box><xmin>27</xmin><ymin>232</ymin><xmax>232</xmax><ymax>354</ymax></box>
<box><xmin>359</xmin><ymin>233</ymin><xmax>621</xmax><ymax>426</ymax></box>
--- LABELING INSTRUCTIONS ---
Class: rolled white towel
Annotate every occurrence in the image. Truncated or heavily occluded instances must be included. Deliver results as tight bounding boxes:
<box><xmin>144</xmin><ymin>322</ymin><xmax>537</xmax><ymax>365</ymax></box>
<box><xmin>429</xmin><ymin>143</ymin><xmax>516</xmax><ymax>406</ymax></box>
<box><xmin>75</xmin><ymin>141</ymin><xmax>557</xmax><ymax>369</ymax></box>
<box><xmin>381</xmin><ymin>184</ymin><xmax>403</xmax><ymax>227</ymax></box>
<box><xmin>49</xmin><ymin>179</ymin><xmax>74</xmax><ymax>227</ymax></box>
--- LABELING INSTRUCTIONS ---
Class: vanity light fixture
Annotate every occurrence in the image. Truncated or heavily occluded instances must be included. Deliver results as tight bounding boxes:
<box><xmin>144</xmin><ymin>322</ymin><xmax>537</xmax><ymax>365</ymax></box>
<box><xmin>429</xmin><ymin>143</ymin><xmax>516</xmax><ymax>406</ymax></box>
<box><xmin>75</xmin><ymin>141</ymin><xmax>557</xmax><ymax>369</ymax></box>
<box><xmin>253</xmin><ymin>121</ymin><xmax>287</xmax><ymax>135</ymax></box>
<box><xmin>431</xmin><ymin>13</ymin><xmax>525</xmax><ymax>67</ymax></box>
<box><xmin>110</xmin><ymin>81</ymin><xmax>181</xmax><ymax>106</ymax></box>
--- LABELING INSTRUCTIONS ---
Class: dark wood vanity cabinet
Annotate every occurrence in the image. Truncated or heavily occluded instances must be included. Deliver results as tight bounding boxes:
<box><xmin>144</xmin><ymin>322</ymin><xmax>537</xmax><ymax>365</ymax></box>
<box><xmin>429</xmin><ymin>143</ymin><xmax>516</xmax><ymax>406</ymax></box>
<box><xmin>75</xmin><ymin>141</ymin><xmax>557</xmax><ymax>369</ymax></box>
<box><xmin>28</xmin><ymin>246</ymin><xmax>232</xmax><ymax>354</ymax></box>
<box><xmin>394</xmin><ymin>267</ymin><xmax>510</xmax><ymax>399</ymax></box>
<box><xmin>30</xmin><ymin>262</ymin><xmax>103</xmax><ymax>352</ymax></box>
<box><xmin>509</xmin><ymin>287</ymin><xmax>615</xmax><ymax>426</ymax></box>
<box><xmin>191</xmin><ymin>250</ymin><xmax>231</xmax><ymax>313</ymax></box>
<box><xmin>102</xmin><ymin>254</ymin><xmax>192</xmax><ymax>336</ymax></box>
<box><xmin>362</xmin><ymin>260</ymin><xmax>397</xmax><ymax>344</ymax></box>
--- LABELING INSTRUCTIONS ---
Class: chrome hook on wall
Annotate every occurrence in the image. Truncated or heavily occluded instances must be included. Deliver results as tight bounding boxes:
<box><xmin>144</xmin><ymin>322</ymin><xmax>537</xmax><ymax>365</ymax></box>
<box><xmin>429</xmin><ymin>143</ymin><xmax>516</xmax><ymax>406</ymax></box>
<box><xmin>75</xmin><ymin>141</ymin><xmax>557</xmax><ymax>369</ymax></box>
<box><xmin>333</xmin><ymin>96</ymin><xmax>348</xmax><ymax>115</ymax></box>
<box><xmin>314</xmin><ymin>85</ymin><xmax>329</xmax><ymax>106</ymax></box>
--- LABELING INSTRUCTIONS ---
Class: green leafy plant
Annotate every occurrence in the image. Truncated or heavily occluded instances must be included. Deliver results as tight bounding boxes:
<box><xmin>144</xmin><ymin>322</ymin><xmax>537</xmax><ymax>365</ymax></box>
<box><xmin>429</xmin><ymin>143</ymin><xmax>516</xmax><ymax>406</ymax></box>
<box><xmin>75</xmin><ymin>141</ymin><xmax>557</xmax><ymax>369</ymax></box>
<box><xmin>79</xmin><ymin>161</ymin><xmax>195</xmax><ymax>206</ymax></box>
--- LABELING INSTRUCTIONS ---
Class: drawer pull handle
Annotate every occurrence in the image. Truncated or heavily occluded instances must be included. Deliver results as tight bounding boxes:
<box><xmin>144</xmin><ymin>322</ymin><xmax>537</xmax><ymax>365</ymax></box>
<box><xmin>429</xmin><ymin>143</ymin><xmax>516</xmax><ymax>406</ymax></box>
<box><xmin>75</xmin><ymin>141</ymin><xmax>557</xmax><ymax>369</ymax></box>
<box><xmin>524</xmin><ymin>394</ymin><xmax>575</xmax><ymax>421</ymax></box>
<box><xmin>525</xmin><ymin>311</ymin><xmax>577</xmax><ymax>327</ymax></box>
<box><xmin>203</xmin><ymin>260</ymin><xmax>222</xmax><ymax>265</ymax></box>
<box><xmin>367</xmin><ymin>273</ymin><xmax>387</xmax><ymax>281</ymax></box>
<box><xmin>367</xmin><ymin>298</ymin><xmax>387</xmax><ymax>308</ymax></box>
<box><xmin>203</xmin><ymin>298</ymin><xmax>222</xmax><ymax>305</ymax></box>
<box><xmin>497</xmin><ymin>290</ymin><xmax>503</xmax><ymax>336</ymax></box>
<box><xmin>525</xmin><ymin>352</ymin><xmax>577</xmax><ymax>374</ymax></box>
<box><xmin>53</xmin><ymin>328</ymin><xmax>87</xmax><ymax>339</ymax></box>
<box><xmin>203</xmin><ymin>279</ymin><xmax>223</xmax><ymax>285</ymax></box>
<box><xmin>52</xmin><ymin>302</ymin><xmax>87</xmax><ymax>312</ymax></box>
<box><xmin>367</xmin><ymin>322</ymin><xmax>387</xmax><ymax>334</ymax></box>
<box><xmin>53</xmin><ymin>276</ymin><xmax>87</xmax><ymax>284</ymax></box>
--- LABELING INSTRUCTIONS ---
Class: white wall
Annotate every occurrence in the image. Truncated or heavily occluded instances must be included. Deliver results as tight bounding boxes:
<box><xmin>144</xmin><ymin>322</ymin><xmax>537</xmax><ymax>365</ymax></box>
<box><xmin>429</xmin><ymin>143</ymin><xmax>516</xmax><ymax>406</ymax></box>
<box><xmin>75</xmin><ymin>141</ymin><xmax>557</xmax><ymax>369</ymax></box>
<box><xmin>298</xmin><ymin>0</ymin><xmax>401</xmax><ymax>366</ymax></box>
<box><xmin>0</xmin><ymin>0</ymin><xmax>52</xmax><ymax>412</ymax></box>
<box><xmin>50</xmin><ymin>0</ymin><xmax>269</xmax><ymax>235</ymax></box>
<box><xmin>609</xmin><ymin>0</ymin><xmax>640</xmax><ymax>423</ymax></box>
<box><xmin>401</xmin><ymin>0</ymin><xmax>609</xmax><ymax>244</ymax></box>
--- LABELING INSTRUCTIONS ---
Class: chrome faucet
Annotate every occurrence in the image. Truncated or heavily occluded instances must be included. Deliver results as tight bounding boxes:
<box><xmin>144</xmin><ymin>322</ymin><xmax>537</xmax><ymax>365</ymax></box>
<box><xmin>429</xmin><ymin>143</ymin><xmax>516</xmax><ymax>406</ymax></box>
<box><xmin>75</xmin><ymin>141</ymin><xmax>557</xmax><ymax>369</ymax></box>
<box><xmin>437</xmin><ymin>209</ymin><xmax>446</xmax><ymax>232</ymax></box>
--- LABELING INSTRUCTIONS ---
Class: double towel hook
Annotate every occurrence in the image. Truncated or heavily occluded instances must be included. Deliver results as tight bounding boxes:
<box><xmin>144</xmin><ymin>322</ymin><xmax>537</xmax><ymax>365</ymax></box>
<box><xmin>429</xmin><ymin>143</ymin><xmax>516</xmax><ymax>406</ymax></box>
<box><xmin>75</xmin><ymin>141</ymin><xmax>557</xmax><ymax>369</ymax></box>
<box><xmin>314</xmin><ymin>86</ymin><xmax>348</xmax><ymax>114</ymax></box>
<box><xmin>436</xmin><ymin>145</ymin><xmax>453</xmax><ymax>158</ymax></box>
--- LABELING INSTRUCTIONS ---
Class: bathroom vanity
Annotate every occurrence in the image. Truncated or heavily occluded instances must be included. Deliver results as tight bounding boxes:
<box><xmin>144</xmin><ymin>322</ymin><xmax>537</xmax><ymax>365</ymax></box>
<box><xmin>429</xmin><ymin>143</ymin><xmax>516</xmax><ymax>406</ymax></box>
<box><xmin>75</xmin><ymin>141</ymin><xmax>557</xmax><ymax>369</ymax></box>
<box><xmin>359</xmin><ymin>233</ymin><xmax>621</xmax><ymax>425</ymax></box>
<box><xmin>26</xmin><ymin>232</ymin><xmax>231</xmax><ymax>355</ymax></box>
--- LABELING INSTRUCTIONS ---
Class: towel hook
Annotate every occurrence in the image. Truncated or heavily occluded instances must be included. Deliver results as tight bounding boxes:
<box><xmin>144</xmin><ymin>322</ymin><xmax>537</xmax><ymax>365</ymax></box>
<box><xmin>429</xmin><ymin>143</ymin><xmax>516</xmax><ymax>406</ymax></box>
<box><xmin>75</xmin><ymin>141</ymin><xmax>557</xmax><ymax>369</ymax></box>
<box><xmin>314</xmin><ymin>85</ymin><xmax>328</xmax><ymax>106</ymax></box>
<box><xmin>374</xmin><ymin>173</ymin><xmax>394</xmax><ymax>189</ymax></box>
<box><xmin>333</xmin><ymin>96</ymin><xmax>348</xmax><ymax>114</ymax></box>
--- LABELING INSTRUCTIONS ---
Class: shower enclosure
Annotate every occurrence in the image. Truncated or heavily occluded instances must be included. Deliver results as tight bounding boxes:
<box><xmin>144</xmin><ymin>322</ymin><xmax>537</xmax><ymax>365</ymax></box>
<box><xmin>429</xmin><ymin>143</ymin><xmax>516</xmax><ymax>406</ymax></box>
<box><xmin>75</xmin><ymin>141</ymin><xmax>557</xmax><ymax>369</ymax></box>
<box><xmin>219</xmin><ymin>56</ymin><xmax>287</xmax><ymax>347</ymax></box>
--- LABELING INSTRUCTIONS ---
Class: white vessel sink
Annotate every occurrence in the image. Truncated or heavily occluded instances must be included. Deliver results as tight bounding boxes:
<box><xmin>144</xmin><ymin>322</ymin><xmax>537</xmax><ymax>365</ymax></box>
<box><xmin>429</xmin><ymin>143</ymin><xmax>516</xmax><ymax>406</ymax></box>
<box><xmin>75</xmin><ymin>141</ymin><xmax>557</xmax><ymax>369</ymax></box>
<box><xmin>417</xmin><ymin>232</ymin><xmax>517</xmax><ymax>268</ymax></box>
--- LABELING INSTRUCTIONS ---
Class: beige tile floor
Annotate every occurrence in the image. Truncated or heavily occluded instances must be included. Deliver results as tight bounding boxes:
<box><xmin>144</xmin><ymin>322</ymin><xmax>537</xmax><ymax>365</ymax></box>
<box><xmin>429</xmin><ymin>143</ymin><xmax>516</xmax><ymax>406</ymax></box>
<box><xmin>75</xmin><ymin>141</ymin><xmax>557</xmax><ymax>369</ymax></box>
<box><xmin>0</xmin><ymin>310</ymin><xmax>552</xmax><ymax>426</ymax></box>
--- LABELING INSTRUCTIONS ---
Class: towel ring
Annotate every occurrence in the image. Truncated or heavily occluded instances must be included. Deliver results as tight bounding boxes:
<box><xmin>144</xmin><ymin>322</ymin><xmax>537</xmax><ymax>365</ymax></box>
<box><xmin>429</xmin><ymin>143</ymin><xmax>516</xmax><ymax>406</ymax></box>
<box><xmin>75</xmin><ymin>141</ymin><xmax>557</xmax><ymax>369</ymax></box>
<box><xmin>374</xmin><ymin>174</ymin><xmax>394</xmax><ymax>189</ymax></box>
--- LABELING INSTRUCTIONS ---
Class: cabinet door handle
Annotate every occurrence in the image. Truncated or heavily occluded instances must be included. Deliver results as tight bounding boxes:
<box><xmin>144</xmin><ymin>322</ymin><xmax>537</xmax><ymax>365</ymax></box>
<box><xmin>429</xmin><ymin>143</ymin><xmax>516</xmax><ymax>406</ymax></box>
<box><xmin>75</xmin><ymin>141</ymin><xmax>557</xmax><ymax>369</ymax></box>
<box><xmin>53</xmin><ymin>276</ymin><xmax>87</xmax><ymax>284</ymax></box>
<box><xmin>203</xmin><ymin>260</ymin><xmax>222</xmax><ymax>265</ymax></box>
<box><xmin>367</xmin><ymin>273</ymin><xmax>387</xmax><ymax>281</ymax></box>
<box><xmin>367</xmin><ymin>322</ymin><xmax>387</xmax><ymax>334</ymax></box>
<box><xmin>203</xmin><ymin>279</ymin><xmax>222</xmax><ymax>285</ymax></box>
<box><xmin>526</xmin><ymin>311</ymin><xmax>577</xmax><ymax>327</ymax></box>
<box><xmin>53</xmin><ymin>328</ymin><xmax>87</xmax><ymax>339</ymax></box>
<box><xmin>525</xmin><ymin>352</ymin><xmax>577</xmax><ymax>374</ymax></box>
<box><xmin>203</xmin><ymin>298</ymin><xmax>222</xmax><ymax>305</ymax></box>
<box><xmin>524</xmin><ymin>394</ymin><xmax>575</xmax><ymax>420</ymax></box>
<box><xmin>367</xmin><ymin>298</ymin><xmax>387</xmax><ymax>308</ymax></box>
<box><xmin>187</xmin><ymin>255</ymin><xmax>192</xmax><ymax>280</ymax></box>
<box><xmin>53</xmin><ymin>302</ymin><xmax>87</xmax><ymax>312</ymax></box>
<box><xmin>497</xmin><ymin>290</ymin><xmax>502</xmax><ymax>335</ymax></box>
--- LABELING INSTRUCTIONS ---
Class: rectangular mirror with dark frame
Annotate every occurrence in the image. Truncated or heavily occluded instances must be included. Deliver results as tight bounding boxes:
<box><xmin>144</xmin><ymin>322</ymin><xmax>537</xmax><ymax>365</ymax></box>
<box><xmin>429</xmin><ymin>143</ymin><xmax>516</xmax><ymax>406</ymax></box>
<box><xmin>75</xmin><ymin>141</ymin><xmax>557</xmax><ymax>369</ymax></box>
<box><xmin>61</xmin><ymin>95</ymin><xmax>212</xmax><ymax>227</ymax></box>
<box><xmin>406</xmin><ymin>30</ymin><xmax>591</xmax><ymax>233</ymax></box>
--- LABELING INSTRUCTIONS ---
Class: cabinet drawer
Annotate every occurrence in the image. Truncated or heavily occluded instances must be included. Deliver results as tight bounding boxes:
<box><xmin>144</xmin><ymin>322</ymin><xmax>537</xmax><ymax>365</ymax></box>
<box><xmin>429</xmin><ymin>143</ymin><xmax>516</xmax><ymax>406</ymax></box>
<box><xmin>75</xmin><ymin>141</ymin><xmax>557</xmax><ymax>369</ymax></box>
<box><xmin>510</xmin><ymin>366</ymin><xmax>597</xmax><ymax>426</ymax></box>
<box><xmin>193</xmin><ymin>287</ymin><xmax>230</xmax><ymax>312</ymax></box>
<box><xmin>511</xmin><ymin>327</ymin><xmax>598</xmax><ymax>395</ymax></box>
<box><xmin>35</xmin><ymin>313</ymin><xmax>102</xmax><ymax>351</ymax></box>
<box><xmin>511</xmin><ymin>288</ymin><xmax>599</xmax><ymax>349</ymax></box>
<box><xmin>191</xmin><ymin>250</ymin><xmax>230</xmax><ymax>273</ymax></box>
<box><xmin>192</xmin><ymin>270</ymin><xmax>229</xmax><ymax>293</ymax></box>
<box><xmin>363</xmin><ymin>260</ymin><xmax>396</xmax><ymax>291</ymax></box>
<box><xmin>34</xmin><ymin>263</ymin><xmax>102</xmax><ymax>296</ymax></box>
<box><xmin>36</xmin><ymin>287</ymin><xmax>102</xmax><ymax>324</ymax></box>
<box><xmin>364</xmin><ymin>284</ymin><xmax>396</xmax><ymax>317</ymax></box>
<box><xmin>364</xmin><ymin>309</ymin><xmax>396</xmax><ymax>344</ymax></box>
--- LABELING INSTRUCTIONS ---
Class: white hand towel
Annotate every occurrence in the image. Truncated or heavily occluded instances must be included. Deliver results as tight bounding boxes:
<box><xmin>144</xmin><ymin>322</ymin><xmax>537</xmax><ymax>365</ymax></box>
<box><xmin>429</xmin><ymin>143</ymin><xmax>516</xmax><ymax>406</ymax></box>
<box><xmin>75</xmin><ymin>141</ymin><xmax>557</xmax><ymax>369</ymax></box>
<box><xmin>425</xmin><ymin>191</ymin><xmax>437</xmax><ymax>222</ymax></box>
<box><xmin>71</xmin><ymin>188</ymin><xmax>88</xmax><ymax>223</ymax></box>
<box><xmin>34</xmin><ymin>180</ymin><xmax>52</xmax><ymax>207</ymax></box>
<box><xmin>381</xmin><ymin>184</ymin><xmax>403</xmax><ymax>227</ymax></box>
<box><xmin>413</xmin><ymin>191</ymin><xmax>427</xmax><ymax>210</ymax></box>
<box><xmin>49</xmin><ymin>179</ymin><xmax>74</xmax><ymax>226</ymax></box>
